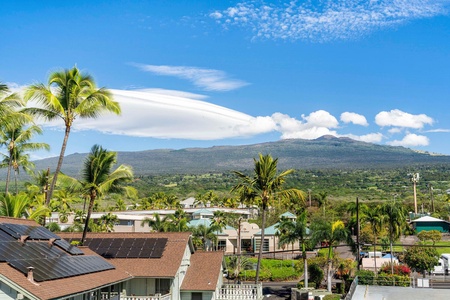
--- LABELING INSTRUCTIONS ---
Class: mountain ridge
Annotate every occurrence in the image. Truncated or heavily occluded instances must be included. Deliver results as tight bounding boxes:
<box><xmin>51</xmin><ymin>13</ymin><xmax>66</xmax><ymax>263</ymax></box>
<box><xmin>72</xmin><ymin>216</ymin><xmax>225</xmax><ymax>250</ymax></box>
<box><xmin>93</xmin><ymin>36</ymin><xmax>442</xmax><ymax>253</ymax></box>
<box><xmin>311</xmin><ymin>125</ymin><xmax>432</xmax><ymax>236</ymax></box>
<box><xmin>24</xmin><ymin>136</ymin><xmax>450</xmax><ymax>177</ymax></box>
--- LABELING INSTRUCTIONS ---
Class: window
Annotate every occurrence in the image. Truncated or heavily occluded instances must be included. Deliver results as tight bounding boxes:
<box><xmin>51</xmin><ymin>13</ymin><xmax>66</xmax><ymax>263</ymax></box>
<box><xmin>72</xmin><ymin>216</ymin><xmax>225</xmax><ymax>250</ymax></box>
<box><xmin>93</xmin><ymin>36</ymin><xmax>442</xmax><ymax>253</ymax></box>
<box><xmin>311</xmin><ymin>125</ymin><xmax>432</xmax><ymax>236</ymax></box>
<box><xmin>155</xmin><ymin>278</ymin><xmax>171</xmax><ymax>294</ymax></box>
<box><xmin>118</xmin><ymin>220</ymin><xmax>134</xmax><ymax>226</ymax></box>
<box><xmin>218</xmin><ymin>240</ymin><xmax>226</xmax><ymax>251</ymax></box>
<box><xmin>254</xmin><ymin>239</ymin><xmax>269</xmax><ymax>252</ymax></box>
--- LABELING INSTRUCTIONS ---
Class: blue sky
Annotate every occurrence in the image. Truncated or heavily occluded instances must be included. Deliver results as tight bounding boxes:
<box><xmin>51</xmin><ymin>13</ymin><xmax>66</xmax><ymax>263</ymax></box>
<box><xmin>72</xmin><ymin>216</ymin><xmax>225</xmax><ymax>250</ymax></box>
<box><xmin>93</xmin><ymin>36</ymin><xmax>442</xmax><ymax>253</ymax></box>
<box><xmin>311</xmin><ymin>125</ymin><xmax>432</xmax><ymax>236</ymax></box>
<box><xmin>2</xmin><ymin>0</ymin><xmax>450</xmax><ymax>159</ymax></box>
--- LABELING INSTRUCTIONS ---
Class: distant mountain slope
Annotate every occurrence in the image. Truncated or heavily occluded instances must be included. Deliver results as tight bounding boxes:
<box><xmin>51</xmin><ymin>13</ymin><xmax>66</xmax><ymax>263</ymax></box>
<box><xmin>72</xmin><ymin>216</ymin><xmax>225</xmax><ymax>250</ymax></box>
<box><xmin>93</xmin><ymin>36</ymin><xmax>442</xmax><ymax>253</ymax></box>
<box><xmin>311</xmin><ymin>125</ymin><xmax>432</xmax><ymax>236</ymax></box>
<box><xmin>27</xmin><ymin>136</ymin><xmax>450</xmax><ymax>177</ymax></box>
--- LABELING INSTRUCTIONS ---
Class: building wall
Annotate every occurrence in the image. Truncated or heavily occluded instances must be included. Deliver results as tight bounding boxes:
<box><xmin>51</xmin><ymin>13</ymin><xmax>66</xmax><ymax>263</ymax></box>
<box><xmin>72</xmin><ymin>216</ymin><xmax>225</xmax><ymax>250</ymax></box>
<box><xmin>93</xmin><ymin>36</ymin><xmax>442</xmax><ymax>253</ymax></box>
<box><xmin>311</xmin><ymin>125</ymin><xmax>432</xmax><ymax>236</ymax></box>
<box><xmin>415</xmin><ymin>222</ymin><xmax>449</xmax><ymax>233</ymax></box>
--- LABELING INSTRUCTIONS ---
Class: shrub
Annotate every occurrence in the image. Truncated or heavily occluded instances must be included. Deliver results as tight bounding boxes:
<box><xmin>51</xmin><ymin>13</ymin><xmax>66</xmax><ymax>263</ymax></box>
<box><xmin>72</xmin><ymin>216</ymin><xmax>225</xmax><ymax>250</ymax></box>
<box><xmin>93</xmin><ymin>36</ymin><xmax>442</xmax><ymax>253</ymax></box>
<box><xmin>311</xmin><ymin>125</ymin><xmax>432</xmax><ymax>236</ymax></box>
<box><xmin>355</xmin><ymin>270</ymin><xmax>374</xmax><ymax>285</ymax></box>
<box><xmin>379</xmin><ymin>263</ymin><xmax>411</xmax><ymax>276</ymax></box>
<box><xmin>308</xmin><ymin>263</ymin><xmax>324</xmax><ymax>289</ymax></box>
<box><xmin>323</xmin><ymin>295</ymin><xmax>340</xmax><ymax>300</ymax></box>
<box><xmin>270</xmin><ymin>267</ymin><xmax>299</xmax><ymax>281</ymax></box>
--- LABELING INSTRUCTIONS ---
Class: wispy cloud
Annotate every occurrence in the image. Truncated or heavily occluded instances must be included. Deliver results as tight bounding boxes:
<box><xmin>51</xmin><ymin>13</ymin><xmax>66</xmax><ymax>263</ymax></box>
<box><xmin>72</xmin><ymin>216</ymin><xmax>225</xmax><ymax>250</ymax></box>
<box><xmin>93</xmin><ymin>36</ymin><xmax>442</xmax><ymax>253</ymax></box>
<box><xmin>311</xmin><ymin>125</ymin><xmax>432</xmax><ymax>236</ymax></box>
<box><xmin>209</xmin><ymin>0</ymin><xmax>449</xmax><ymax>41</ymax></box>
<box><xmin>132</xmin><ymin>63</ymin><xmax>249</xmax><ymax>91</ymax></box>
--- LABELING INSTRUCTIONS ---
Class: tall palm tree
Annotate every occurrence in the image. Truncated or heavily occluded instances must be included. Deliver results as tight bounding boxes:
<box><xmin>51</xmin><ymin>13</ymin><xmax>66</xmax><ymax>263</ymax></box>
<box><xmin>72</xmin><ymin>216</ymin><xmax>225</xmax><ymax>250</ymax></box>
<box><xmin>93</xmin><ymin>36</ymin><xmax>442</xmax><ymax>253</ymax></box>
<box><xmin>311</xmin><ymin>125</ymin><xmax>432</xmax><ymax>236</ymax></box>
<box><xmin>165</xmin><ymin>208</ymin><xmax>189</xmax><ymax>232</ymax></box>
<box><xmin>232</xmin><ymin>153</ymin><xmax>305</xmax><ymax>283</ymax></box>
<box><xmin>24</xmin><ymin>67</ymin><xmax>121</xmax><ymax>205</ymax></box>
<box><xmin>276</xmin><ymin>211</ymin><xmax>310</xmax><ymax>287</ymax></box>
<box><xmin>363</xmin><ymin>206</ymin><xmax>383</xmax><ymax>275</ymax></box>
<box><xmin>190</xmin><ymin>223</ymin><xmax>221</xmax><ymax>251</ymax></box>
<box><xmin>317</xmin><ymin>191</ymin><xmax>328</xmax><ymax>217</ymax></box>
<box><xmin>60</xmin><ymin>145</ymin><xmax>133</xmax><ymax>244</ymax></box>
<box><xmin>311</xmin><ymin>219</ymin><xmax>349</xmax><ymax>292</ymax></box>
<box><xmin>381</xmin><ymin>201</ymin><xmax>406</xmax><ymax>274</ymax></box>
<box><xmin>0</xmin><ymin>124</ymin><xmax>49</xmax><ymax>194</ymax></box>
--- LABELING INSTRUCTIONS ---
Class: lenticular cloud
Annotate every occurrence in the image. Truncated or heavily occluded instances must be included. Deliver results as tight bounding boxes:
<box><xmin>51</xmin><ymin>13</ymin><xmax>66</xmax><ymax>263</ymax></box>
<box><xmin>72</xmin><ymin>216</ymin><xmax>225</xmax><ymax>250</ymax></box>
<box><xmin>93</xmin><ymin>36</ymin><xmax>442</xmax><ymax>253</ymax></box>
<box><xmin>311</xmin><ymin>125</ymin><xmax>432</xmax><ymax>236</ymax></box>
<box><xmin>210</xmin><ymin>0</ymin><xmax>449</xmax><ymax>41</ymax></box>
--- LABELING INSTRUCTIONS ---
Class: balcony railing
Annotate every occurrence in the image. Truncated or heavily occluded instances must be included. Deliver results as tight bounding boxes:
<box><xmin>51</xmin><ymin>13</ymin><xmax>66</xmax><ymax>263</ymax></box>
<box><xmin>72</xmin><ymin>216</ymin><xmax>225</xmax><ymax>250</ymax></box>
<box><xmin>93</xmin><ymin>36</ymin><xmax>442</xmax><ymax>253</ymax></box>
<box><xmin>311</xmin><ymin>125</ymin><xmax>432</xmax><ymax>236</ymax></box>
<box><xmin>99</xmin><ymin>292</ymin><xmax>171</xmax><ymax>300</ymax></box>
<box><xmin>216</xmin><ymin>284</ymin><xmax>263</xmax><ymax>300</ymax></box>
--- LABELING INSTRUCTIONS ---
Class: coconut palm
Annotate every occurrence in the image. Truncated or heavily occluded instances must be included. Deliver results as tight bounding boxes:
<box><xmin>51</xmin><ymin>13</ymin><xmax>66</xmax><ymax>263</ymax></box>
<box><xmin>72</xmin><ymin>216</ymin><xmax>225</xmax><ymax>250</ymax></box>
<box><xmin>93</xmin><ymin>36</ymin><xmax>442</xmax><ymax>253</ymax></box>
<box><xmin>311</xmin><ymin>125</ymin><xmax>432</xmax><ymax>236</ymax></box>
<box><xmin>276</xmin><ymin>211</ymin><xmax>310</xmax><ymax>287</ymax></box>
<box><xmin>311</xmin><ymin>219</ymin><xmax>349</xmax><ymax>292</ymax></box>
<box><xmin>97</xmin><ymin>212</ymin><xmax>119</xmax><ymax>232</ymax></box>
<box><xmin>0</xmin><ymin>124</ymin><xmax>49</xmax><ymax>194</ymax></box>
<box><xmin>0</xmin><ymin>82</ymin><xmax>23</xmax><ymax>122</ymax></box>
<box><xmin>363</xmin><ymin>206</ymin><xmax>383</xmax><ymax>275</ymax></box>
<box><xmin>165</xmin><ymin>208</ymin><xmax>189</xmax><ymax>232</ymax></box>
<box><xmin>24</xmin><ymin>67</ymin><xmax>120</xmax><ymax>205</ymax></box>
<box><xmin>59</xmin><ymin>145</ymin><xmax>133</xmax><ymax>244</ymax></box>
<box><xmin>190</xmin><ymin>223</ymin><xmax>221</xmax><ymax>251</ymax></box>
<box><xmin>142</xmin><ymin>213</ymin><xmax>170</xmax><ymax>232</ymax></box>
<box><xmin>381</xmin><ymin>201</ymin><xmax>407</xmax><ymax>274</ymax></box>
<box><xmin>0</xmin><ymin>192</ymin><xmax>49</xmax><ymax>221</ymax></box>
<box><xmin>232</xmin><ymin>153</ymin><xmax>305</xmax><ymax>283</ymax></box>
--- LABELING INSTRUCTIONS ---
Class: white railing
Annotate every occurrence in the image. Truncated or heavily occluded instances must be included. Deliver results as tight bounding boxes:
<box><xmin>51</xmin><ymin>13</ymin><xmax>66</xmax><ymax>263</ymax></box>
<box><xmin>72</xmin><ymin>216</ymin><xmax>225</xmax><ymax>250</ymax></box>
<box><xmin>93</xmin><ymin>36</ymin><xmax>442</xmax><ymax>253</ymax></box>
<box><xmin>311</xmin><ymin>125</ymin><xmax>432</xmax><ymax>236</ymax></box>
<box><xmin>216</xmin><ymin>284</ymin><xmax>263</xmax><ymax>300</ymax></box>
<box><xmin>100</xmin><ymin>292</ymin><xmax>170</xmax><ymax>300</ymax></box>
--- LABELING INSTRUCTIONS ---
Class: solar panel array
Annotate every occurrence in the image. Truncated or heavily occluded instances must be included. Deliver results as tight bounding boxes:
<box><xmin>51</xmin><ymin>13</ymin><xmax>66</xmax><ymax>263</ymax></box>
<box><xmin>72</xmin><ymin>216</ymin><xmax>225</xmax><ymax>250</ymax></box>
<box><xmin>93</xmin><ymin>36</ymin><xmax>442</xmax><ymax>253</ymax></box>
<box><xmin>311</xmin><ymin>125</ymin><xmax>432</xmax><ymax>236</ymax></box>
<box><xmin>0</xmin><ymin>223</ymin><xmax>114</xmax><ymax>282</ymax></box>
<box><xmin>82</xmin><ymin>238</ymin><xmax>167</xmax><ymax>258</ymax></box>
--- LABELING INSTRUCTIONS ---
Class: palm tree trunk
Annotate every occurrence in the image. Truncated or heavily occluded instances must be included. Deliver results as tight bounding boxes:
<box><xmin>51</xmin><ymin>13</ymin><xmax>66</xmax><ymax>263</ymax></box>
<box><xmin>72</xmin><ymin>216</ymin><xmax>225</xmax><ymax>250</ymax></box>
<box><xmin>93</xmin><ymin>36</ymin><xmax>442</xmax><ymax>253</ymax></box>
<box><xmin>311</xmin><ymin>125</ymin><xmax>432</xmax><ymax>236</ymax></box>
<box><xmin>374</xmin><ymin>237</ymin><xmax>377</xmax><ymax>277</ymax></box>
<box><xmin>81</xmin><ymin>193</ymin><xmax>95</xmax><ymax>245</ymax></box>
<box><xmin>255</xmin><ymin>207</ymin><xmax>266</xmax><ymax>284</ymax></box>
<box><xmin>327</xmin><ymin>246</ymin><xmax>332</xmax><ymax>292</ymax></box>
<box><xmin>5</xmin><ymin>159</ymin><xmax>12</xmax><ymax>194</ymax></box>
<box><xmin>303</xmin><ymin>242</ymin><xmax>308</xmax><ymax>288</ymax></box>
<box><xmin>390</xmin><ymin>238</ymin><xmax>394</xmax><ymax>275</ymax></box>
<box><xmin>46</xmin><ymin>125</ymin><xmax>71</xmax><ymax>205</ymax></box>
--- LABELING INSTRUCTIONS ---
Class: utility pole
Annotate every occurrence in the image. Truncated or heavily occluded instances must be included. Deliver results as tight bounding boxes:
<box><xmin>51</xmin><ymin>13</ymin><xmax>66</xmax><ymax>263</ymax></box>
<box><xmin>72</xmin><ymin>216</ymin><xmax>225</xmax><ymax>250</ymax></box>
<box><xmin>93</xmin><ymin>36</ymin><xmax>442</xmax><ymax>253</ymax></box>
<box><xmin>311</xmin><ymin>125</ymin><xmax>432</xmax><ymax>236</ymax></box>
<box><xmin>356</xmin><ymin>197</ymin><xmax>360</xmax><ymax>270</ymax></box>
<box><xmin>409</xmin><ymin>173</ymin><xmax>420</xmax><ymax>214</ymax></box>
<box><xmin>308</xmin><ymin>189</ymin><xmax>312</xmax><ymax>207</ymax></box>
<box><xmin>429</xmin><ymin>183</ymin><xmax>434</xmax><ymax>213</ymax></box>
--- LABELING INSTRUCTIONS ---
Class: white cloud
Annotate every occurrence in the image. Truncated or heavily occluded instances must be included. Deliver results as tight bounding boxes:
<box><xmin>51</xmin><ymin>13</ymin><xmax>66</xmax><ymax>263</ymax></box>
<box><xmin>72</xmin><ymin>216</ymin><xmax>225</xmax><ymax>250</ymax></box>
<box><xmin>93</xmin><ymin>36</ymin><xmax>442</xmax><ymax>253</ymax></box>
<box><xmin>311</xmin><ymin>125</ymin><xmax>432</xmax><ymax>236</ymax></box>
<box><xmin>209</xmin><ymin>0</ymin><xmax>449</xmax><ymax>41</ymax></box>
<box><xmin>272</xmin><ymin>111</ymin><xmax>339</xmax><ymax>139</ymax></box>
<box><xmin>63</xmin><ymin>89</ymin><xmax>273</xmax><ymax>140</ymax></box>
<box><xmin>375</xmin><ymin>109</ymin><xmax>433</xmax><ymax>129</ymax></box>
<box><xmin>133</xmin><ymin>63</ymin><xmax>249</xmax><ymax>91</ymax></box>
<box><xmin>387</xmin><ymin>133</ymin><xmax>430</xmax><ymax>146</ymax></box>
<box><xmin>340</xmin><ymin>112</ymin><xmax>368</xmax><ymax>126</ymax></box>
<box><xmin>340</xmin><ymin>132</ymin><xmax>384</xmax><ymax>143</ymax></box>
<box><xmin>426</xmin><ymin>128</ymin><xmax>450</xmax><ymax>133</ymax></box>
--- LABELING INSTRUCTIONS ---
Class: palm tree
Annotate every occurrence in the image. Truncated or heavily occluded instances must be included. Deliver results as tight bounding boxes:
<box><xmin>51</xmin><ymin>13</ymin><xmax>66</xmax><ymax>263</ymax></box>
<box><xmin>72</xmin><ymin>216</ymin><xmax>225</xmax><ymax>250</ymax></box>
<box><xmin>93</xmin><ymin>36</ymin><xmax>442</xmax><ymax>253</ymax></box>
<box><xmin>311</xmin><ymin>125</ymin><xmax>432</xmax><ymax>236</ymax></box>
<box><xmin>363</xmin><ymin>206</ymin><xmax>383</xmax><ymax>275</ymax></box>
<box><xmin>317</xmin><ymin>191</ymin><xmax>328</xmax><ymax>216</ymax></box>
<box><xmin>232</xmin><ymin>153</ymin><xmax>305</xmax><ymax>283</ymax></box>
<box><xmin>381</xmin><ymin>201</ymin><xmax>406</xmax><ymax>274</ymax></box>
<box><xmin>190</xmin><ymin>223</ymin><xmax>221</xmax><ymax>251</ymax></box>
<box><xmin>97</xmin><ymin>212</ymin><xmax>119</xmax><ymax>232</ymax></box>
<box><xmin>0</xmin><ymin>124</ymin><xmax>50</xmax><ymax>194</ymax></box>
<box><xmin>311</xmin><ymin>219</ymin><xmax>349</xmax><ymax>292</ymax></box>
<box><xmin>276</xmin><ymin>211</ymin><xmax>310</xmax><ymax>287</ymax></box>
<box><xmin>142</xmin><ymin>213</ymin><xmax>170</xmax><ymax>232</ymax></box>
<box><xmin>165</xmin><ymin>208</ymin><xmax>189</xmax><ymax>232</ymax></box>
<box><xmin>24</xmin><ymin>66</ymin><xmax>121</xmax><ymax>205</ymax></box>
<box><xmin>0</xmin><ymin>82</ymin><xmax>22</xmax><ymax>123</ymax></box>
<box><xmin>60</xmin><ymin>144</ymin><xmax>133</xmax><ymax>244</ymax></box>
<box><xmin>0</xmin><ymin>192</ymin><xmax>49</xmax><ymax>221</ymax></box>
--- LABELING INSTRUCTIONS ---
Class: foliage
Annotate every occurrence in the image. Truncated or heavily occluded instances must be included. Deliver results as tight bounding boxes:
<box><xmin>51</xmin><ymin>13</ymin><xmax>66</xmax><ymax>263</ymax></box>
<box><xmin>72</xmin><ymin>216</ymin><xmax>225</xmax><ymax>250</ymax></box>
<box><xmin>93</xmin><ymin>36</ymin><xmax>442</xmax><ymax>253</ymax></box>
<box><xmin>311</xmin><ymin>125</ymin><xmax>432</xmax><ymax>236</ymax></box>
<box><xmin>232</xmin><ymin>153</ymin><xmax>305</xmax><ymax>283</ymax></box>
<box><xmin>379</xmin><ymin>263</ymin><xmax>411</xmax><ymax>276</ymax></box>
<box><xmin>404</xmin><ymin>245</ymin><xmax>439</xmax><ymax>274</ymax></box>
<box><xmin>355</xmin><ymin>269</ymin><xmax>374</xmax><ymax>285</ymax></box>
<box><xmin>308</xmin><ymin>263</ymin><xmax>324</xmax><ymax>289</ymax></box>
<box><xmin>323</xmin><ymin>295</ymin><xmax>340</xmax><ymax>300</ymax></box>
<box><xmin>417</xmin><ymin>230</ymin><xmax>442</xmax><ymax>245</ymax></box>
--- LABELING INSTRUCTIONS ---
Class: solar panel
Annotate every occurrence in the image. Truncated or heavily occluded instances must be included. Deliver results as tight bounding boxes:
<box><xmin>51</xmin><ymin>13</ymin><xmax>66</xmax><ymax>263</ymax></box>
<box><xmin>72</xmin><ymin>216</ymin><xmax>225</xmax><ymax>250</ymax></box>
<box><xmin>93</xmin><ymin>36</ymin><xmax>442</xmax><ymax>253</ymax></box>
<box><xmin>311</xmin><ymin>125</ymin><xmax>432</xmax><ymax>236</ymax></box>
<box><xmin>0</xmin><ymin>224</ymin><xmax>59</xmax><ymax>240</ymax></box>
<box><xmin>8</xmin><ymin>255</ymin><xmax>115</xmax><ymax>282</ymax></box>
<box><xmin>54</xmin><ymin>239</ymin><xmax>84</xmax><ymax>255</ymax></box>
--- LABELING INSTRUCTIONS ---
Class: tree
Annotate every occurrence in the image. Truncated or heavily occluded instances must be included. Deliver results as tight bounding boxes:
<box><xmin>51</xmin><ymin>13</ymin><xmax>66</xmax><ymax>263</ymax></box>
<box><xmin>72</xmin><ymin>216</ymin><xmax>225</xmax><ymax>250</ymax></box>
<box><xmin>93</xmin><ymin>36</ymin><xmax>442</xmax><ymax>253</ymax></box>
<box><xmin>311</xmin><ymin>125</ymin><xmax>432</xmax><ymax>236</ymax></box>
<box><xmin>60</xmin><ymin>145</ymin><xmax>133</xmax><ymax>244</ymax></box>
<box><xmin>96</xmin><ymin>212</ymin><xmax>119</xmax><ymax>232</ymax></box>
<box><xmin>0</xmin><ymin>124</ymin><xmax>49</xmax><ymax>194</ymax></box>
<box><xmin>24</xmin><ymin>67</ymin><xmax>120</xmax><ymax>205</ymax></box>
<box><xmin>417</xmin><ymin>230</ymin><xmax>442</xmax><ymax>246</ymax></box>
<box><xmin>381</xmin><ymin>201</ymin><xmax>406</xmax><ymax>274</ymax></box>
<box><xmin>142</xmin><ymin>213</ymin><xmax>169</xmax><ymax>232</ymax></box>
<box><xmin>317</xmin><ymin>191</ymin><xmax>328</xmax><ymax>216</ymax></box>
<box><xmin>311</xmin><ymin>219</ymin><xmax>349</xmax><ymax>292</ymax></box>
<box><xmin>404</xmin><ymin>246</ymin><xmax>439</xmax><ymax>277</ymax></box>
<box><xmin>0</xmin><ymin>83</ymin><xmax>22</xmax><ymax>124</ymax></box>
<box><xmin>190</xmin><ymin>223</ymin><xmax>221</xmax><ymax>251</ymax></box>
<box><xmin>276</xmin><ymin>212</ymin><xmax>310</xmax><ymax>287</ymax></box>
<box><xmin>0</xmin><ymin>192</ymin><xmax>49</xmax><ymax>221</ymax></box>
<box><xmin>364</xmin><ymin>206</ymin><xmax>383</xmax><ymax>275</ymax></box>
<box><xmin>232</xmin><ymin>153</ymin><xmax>305</xmax><ymax>283</ymax></box>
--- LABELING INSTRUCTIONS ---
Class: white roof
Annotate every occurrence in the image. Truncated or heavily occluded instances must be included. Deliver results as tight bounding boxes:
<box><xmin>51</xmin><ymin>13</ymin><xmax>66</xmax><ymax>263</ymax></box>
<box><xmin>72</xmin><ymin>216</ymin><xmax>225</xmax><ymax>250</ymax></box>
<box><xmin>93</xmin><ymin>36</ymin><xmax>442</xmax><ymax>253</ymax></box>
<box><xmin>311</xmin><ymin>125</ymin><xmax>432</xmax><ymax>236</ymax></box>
<box><xmin>410</xmin><ymin>216</ymin><xmax>449</xmax><ymax>223</ymax></box>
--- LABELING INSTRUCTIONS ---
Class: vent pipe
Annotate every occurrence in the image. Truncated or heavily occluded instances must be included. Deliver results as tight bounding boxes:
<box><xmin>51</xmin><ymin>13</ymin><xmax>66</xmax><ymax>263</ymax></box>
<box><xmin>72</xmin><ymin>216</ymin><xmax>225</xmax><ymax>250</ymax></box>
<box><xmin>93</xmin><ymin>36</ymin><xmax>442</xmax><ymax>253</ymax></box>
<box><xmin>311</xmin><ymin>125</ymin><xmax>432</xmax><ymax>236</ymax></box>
<box><xmin>27</xmin><ymin>267</ymin><xmax>39</xmax><ymax>286</ymax></box>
